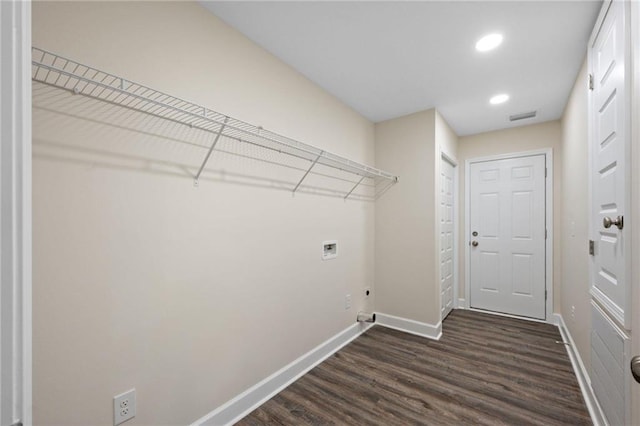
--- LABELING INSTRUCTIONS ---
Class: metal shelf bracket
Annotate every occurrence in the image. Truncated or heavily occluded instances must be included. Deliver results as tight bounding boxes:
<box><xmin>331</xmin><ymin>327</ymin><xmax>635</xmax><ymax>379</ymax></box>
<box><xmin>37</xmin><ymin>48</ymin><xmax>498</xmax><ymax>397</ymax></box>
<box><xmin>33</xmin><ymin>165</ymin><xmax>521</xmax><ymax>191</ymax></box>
<box><xmin>344</xmin><ymin>176</ymin><xmax>366</xmax><ymax>200</ymax></box>
<box><xmin>194</xmin><ymin>116</ymin><xmax>229</xmax><ymax>185</ymax></box>
<box><xmin>293</xmin><ymin>151</ymin><xmax>323</xmax><ymax>194</ymax></box>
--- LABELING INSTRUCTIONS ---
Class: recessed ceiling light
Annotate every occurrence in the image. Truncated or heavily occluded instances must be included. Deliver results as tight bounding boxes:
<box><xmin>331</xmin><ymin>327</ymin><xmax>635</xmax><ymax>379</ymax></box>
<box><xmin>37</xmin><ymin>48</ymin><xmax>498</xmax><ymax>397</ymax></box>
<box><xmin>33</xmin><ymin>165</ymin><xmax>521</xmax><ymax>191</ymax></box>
<box><xmin>476</xmin><ymin>33</ymin><xmax>503</xmax><ymax>52</ymax></box>
<box><xmin>490</xmin><ymin>94</ymin><xmax>509</xmax><ymax>105</ymax></box>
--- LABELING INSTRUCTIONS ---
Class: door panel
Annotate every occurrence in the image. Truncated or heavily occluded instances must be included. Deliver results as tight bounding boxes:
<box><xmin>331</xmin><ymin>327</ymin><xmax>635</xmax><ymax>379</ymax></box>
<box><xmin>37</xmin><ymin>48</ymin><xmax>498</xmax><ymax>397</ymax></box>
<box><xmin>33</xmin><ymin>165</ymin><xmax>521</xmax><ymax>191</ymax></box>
<box><xmin>591</xmin><ymin>303</ymin><xmax>629</xmax><ymax>426</ymax></box>
<box><xmin>588</xmin><ymin>1</ymin><xmax>632</xmax><ymax>424</ymax></box>
<box><xmin>440</xmin><ymin>158</ymin><xmax>455</xmax><ymax>319</ymax></box>
<box><xmin>469</xmin><ymin>155</ymin><xmax>546</xmax><ymax>320</ymax></box>
<box><xmin>512</xmin><ymin>191</ymin><xmax>533</xmax><ymax>238</ymax></box>
<box><xmin>590</xmin><ymin>0</ymin><xmax>629</xmax><ymax>327</ymax></box>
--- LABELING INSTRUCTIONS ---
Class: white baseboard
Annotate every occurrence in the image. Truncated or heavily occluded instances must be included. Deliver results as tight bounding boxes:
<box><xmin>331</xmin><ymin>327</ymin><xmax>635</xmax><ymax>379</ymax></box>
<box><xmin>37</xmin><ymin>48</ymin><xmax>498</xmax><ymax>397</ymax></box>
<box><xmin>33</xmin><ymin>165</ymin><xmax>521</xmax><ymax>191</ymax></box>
<box><xmin>553</xmin><ymin>313</ymin><xmax>607</xmax><ymax>426</ymax></box>
<box><xmin>375</xmin><ymin>312</ymin><xmax>442</xmax><ymax>340</ymax></box>
<box><xmin>192</xmin><ymin>321</ymin><xmax>374</xmax><ymax>426</ymax></box>
<box><xmin>456</xmin><ymin>298</ymin><xmax>466</xmax><ymax>309</ymax></box>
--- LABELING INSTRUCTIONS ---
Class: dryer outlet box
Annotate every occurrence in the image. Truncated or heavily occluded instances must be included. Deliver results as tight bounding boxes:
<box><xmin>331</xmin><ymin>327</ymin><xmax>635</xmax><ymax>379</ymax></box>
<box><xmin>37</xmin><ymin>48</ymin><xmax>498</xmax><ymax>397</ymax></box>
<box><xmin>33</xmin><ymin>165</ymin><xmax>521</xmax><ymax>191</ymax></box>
<box><xmin>322</xmin><ymin>241</ymin><xmax>338</xmax><ymax>260</ymax></box>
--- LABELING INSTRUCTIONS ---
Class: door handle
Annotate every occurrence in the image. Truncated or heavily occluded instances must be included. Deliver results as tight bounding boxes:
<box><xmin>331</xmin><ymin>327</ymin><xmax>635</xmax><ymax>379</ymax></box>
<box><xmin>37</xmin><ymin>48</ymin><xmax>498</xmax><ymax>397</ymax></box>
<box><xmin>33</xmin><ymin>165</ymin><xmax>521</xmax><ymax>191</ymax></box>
<box><xmin>603</xmin><ymin>215</ymin><xmax>624</xmax><ymax>230</ymax></box>
<box><xmin>631</xmin><ymin>355</ymin><xmax>640</xmax><ymax>383</ymax></box>
<box><xmin>471</xmin><ymin>241</ymin><xmax>479</xmax><ymax>247</ymax></box>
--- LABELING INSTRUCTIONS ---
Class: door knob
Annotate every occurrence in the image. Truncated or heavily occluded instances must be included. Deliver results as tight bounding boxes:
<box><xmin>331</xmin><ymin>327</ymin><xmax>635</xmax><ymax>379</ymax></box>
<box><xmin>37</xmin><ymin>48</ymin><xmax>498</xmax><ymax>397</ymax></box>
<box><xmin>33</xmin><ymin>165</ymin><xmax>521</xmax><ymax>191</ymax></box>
<box><xmin>631</xmin><ymin>355</ymin><xmax>640</xmax><ymax>383</ymax></box>
<box><xmin>471</xmin><ymin>241</ymin><xmax>479</xmax><ymax>247</ymax></box>
<box><xmin>603</xmin><ymin>215</ymin><xmax>624</xmax><ymax>230</ymax></box>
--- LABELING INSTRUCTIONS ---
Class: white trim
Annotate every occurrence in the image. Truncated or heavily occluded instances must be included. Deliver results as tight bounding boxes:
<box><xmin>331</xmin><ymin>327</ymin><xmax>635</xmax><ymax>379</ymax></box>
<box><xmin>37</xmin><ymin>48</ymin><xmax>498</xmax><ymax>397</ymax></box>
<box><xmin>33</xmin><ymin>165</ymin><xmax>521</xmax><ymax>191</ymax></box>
<box><xmin>468</xmin><ymin>307</ymin><xmax>549</xmax><ymax>324</ymax></box>
<box><xmin>463</xmin><ymin>148</ymin><xmax>553</xmax><ymax>165</ymax></box>
<box><xmin>1</xmin><ymin>1</ymin><xmax>32</xmax><ymax>425</ymax></box>
<box><xmin>375</xmin><ymin>313</ymin><xmax>442</xmax><ymax>340</ymax></box>
<box><xmin>457</xmin><ymin>298</ymin><xmax>466</xmax><ymax>309</ymax></box>
<box><xmin>631</xmin><ymin>1</ymin><xmax>640</xmax><ymax>423</ymax></box>
<box><xmin>464</xmin><ymin>148</ymin><xmax>553</xmax><ymax>322</ymax></box>
<box><xmin>192</xmin><ymin>322</ymin><xmax>374</xmax><ymax>426</ymax></box>
<box><xmin>464</xmin><ymin>159</ymin><xmax>470</xmax><ymax>310</ymax></box>
<box><xmin>554</xmin><ymin>313</ymin><xmax>607</xmax><ymax>426</ymax></box>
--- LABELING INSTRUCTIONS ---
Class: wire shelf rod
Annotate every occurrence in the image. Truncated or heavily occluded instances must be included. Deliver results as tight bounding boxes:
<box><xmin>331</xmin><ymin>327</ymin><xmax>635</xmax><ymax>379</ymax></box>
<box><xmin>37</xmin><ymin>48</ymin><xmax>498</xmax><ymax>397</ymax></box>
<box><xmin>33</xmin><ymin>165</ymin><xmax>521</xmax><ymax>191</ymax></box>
<box><xmin>32</xmin><ymin>47</ymin><xmax>399</xmax><ymax>186</ymax></box>
<box><xmin>36</xmin><ymin>61</ymin><xmax>328</xmax><ymax>162</ymax></box>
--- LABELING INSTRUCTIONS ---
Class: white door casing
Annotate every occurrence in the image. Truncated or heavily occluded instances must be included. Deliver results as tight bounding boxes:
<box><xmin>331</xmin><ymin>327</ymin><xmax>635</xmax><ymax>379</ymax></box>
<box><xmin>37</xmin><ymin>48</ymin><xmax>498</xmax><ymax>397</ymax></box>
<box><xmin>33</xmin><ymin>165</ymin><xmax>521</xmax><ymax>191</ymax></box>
<box><xmin>440</xmin><ymin>156</ymin><xmax>456</xmax><ymax>319</ymax></box>
<box><xmin>588</xmin><ymin>1</ymin><xmax>632</xmax><ymax>425</ymax></box>
<box><xmin>468</xmin><ymin>154</ymin><xmax>546</xmax><ymax>320</ymax></box>
<box><xmin>0</xmin><ymin>1</ymin><xmax>32</xmax><ymax>425</ymax></box>
<box><xmin>631</xmin><ymin>1</ymin><xmax>640</xmax><ymax>425</ymax></box>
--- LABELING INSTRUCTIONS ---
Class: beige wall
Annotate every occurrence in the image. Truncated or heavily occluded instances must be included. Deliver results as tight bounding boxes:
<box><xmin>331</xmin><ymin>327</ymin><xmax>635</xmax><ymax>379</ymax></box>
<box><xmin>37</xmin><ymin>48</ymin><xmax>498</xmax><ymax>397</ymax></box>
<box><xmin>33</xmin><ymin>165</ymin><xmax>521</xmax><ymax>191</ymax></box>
<box><xmin>457</xmin><ymin>121</ymin><xmax>563</xmax><ymax>312</ymax></box>
<box><xmin>374</xmin><ymin>110</ymin><xmax>437</xmax><ymax>324</ymax></box>
<box><xmin>374</xmin><ymin>109</ymin><xmax>458</xmax><ymax>326</ymax></box>
<box><xmin>559</xmin><ymin>58</ymin><xmax>591</xmax><ymax>368</ymax></box>
<box><xmin>32</xmin><ymin>2</ymin><xmax>377</xmax><ymax>425</ymax></box>
<box><xmin>436</xmin><ymin>111</ymin><xmax>459</xmax><ymax>162</ymax></box>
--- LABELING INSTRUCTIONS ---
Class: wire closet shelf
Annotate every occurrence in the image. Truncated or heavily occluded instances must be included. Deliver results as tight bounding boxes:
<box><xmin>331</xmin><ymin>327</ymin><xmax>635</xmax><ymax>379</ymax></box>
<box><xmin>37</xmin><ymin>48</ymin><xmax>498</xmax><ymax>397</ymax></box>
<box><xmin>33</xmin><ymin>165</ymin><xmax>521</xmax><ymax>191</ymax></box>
<box><xmin>31</xmin><ymin>47</ymin><xmax>399</xmax><ymax>199</ymax></box>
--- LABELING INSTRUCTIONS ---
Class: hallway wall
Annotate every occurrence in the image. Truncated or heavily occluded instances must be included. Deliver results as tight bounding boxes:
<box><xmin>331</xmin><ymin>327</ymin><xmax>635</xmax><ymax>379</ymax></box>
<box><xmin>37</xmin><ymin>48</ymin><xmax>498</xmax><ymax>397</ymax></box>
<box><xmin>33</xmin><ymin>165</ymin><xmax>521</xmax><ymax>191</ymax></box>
<box><xmin>374</xmin><ymin>109</ymin><xmax>458</xmax><ymax>327</ymax></box>
<box><xmin>559</xmin><ymin>58</ymin><xmax>591</xmax><ymax>369</ymax></box>
<box><xmin>457</xmin><ymin>121</ymin><xmax>563</xmax><ymax>312</ymax></box>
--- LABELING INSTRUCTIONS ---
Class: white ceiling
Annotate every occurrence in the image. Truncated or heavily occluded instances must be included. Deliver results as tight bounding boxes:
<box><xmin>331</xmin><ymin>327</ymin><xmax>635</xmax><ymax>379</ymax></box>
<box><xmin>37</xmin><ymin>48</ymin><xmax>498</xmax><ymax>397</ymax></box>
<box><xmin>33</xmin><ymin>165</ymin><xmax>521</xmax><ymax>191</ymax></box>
<box><xmin>202</xmin><ymin>1</ymin><xmax>601</xmax><ymax>136</ymax></box>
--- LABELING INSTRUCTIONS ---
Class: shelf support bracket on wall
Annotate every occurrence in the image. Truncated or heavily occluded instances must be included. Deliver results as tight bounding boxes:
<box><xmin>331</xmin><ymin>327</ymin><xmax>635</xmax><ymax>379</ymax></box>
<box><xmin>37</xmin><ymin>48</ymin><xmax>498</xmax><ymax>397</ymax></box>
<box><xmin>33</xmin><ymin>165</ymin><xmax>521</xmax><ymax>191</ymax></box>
<box><xmin>344</xmin><ymin>176</ymin><xmax>366</xmax><ymax>200</ymax></box>
<box><xmin>293</xmin><ymin>151</ymin><xmax>323</xmax><ymax>194</ymax></box>
<box><xmin>194</xmin><ymin>116</ymin><xmax>229</xmax><ymax>186</ymax></box>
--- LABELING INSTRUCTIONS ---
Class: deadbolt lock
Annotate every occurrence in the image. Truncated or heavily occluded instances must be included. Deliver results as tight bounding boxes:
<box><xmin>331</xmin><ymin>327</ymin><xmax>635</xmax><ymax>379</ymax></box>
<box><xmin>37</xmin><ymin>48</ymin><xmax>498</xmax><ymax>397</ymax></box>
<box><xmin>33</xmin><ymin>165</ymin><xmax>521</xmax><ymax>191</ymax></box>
<box><xmin>472</xmin><ymin>231</ymin><xmax>478</xmax><ymax>237</ymax></box>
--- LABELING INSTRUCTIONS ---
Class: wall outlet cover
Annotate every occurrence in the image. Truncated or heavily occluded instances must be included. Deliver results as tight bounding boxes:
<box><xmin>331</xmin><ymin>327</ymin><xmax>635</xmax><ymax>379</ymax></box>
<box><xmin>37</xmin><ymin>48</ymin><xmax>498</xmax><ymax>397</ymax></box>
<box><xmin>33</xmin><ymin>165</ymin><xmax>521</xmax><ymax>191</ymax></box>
<box><xmin>114</xmin><ymin>389</ymin><xmax>136</xmax><ymax>425</ymax></box>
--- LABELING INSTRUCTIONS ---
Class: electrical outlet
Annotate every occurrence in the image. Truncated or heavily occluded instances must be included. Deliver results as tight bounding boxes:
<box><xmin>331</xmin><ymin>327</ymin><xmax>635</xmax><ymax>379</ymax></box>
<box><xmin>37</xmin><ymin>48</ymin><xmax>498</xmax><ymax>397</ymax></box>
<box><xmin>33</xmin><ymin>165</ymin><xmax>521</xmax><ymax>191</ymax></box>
<box><xmin>571</xmin><ymin>306</ymin><xmax>576</xmax><ymax>320</ymax></box>
<box><xmin>345</xmin><ymin>294</ymin><xmax>352</xmax><ymax>310</ymax></box>
<box><xmin>114</xmin><ymin>389</ymin><xmax>136</xmax><ymax>425</ymax></box>
<box><xmin>364</xmin><ymin>287</ymin><xmax>371</xmax><ymax>298</ymax></box>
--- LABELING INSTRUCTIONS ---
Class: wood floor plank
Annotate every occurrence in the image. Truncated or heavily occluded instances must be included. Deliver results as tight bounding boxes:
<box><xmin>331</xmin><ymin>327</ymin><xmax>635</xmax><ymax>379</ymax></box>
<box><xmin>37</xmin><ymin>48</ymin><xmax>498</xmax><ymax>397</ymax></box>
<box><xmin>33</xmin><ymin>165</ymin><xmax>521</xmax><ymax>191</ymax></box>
<box><xmin>235</xmin><ymin>309</ymin><xmax>591</xmax><ymax>425</ymax></box>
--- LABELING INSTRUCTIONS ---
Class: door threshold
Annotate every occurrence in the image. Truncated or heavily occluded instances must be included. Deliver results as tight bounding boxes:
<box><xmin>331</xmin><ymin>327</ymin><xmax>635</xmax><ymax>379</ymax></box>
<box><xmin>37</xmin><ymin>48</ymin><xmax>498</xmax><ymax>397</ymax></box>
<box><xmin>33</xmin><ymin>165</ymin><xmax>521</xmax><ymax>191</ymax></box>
<box><xmin>466</xmin><ymin>307</ymin><xmax>548</xmax><ymax>324</ymax></box>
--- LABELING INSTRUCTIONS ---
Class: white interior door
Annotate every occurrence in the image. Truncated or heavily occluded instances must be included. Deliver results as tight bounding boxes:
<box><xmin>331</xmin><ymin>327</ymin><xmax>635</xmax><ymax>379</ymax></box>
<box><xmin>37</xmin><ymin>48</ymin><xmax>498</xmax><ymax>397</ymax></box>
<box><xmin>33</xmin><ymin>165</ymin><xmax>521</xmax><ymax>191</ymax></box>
<box><xmin>588</xmin><ymin>1</ymin><xmax>632</xmax><ymax>424</ymax></box>
<box><xmin>440</xmin><ymin>157</ymin><xmax>455</xmax><ymax>320</ymax></box>
<box><xmin>589</xmin><ymin>0</ymin><xmax>630</xmax><ymax>329</ymax></box>
<box><xmin>469</xmin><ymin>155</ymin><xmax>546</xmax><ymax>320</ymax></box>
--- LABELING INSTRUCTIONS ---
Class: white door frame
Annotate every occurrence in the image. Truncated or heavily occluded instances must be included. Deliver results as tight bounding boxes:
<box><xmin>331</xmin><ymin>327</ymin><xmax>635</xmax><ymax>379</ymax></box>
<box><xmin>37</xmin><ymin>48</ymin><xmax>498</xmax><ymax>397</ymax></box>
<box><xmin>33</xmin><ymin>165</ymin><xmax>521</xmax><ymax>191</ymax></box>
<box><xmin>439</xmin><ymin>151</ymin><xmax>458</xmax><ymax>315</ymax></box>
<box><xmin>464</xmin><ymin>148</ymin><xmax>554</xmax><ymax>323</ymax></box>
<box><xmin>631</xmin><ymin>1</ymin><xmax>640</xmax><ymax>424</ymax></box>
<box><xmin>0</xmin><ymin>1</ymin><xmax>32</xmax><ymax>425</ymax></box>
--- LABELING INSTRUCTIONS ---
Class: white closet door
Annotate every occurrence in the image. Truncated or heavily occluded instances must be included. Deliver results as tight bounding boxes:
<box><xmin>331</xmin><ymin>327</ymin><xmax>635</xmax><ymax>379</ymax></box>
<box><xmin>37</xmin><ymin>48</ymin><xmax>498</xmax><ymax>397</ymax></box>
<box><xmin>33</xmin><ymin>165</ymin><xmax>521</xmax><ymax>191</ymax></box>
<box><xmin>589</xmin><ymin>0</ymin><xmax>630</xmax><ymax>328</ymax></box>
<box><xmin>440</xmin><ymin>157</ymin><xmax>455</xmax><ymax>320</ymax></box>
<box><xmin>588</xmin><ymin>1</ymin><xmax>632</xmax><ymax>425</ymax></box>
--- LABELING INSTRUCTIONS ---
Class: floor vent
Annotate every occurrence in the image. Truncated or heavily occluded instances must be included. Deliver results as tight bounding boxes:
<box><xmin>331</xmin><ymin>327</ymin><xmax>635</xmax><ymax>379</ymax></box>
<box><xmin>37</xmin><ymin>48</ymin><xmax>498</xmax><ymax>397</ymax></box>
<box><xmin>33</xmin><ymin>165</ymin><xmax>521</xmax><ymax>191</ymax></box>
<box><xmin>509</xmin><ymin>111</ymin><xmax>537</xmax><ymax>121</ymax></box>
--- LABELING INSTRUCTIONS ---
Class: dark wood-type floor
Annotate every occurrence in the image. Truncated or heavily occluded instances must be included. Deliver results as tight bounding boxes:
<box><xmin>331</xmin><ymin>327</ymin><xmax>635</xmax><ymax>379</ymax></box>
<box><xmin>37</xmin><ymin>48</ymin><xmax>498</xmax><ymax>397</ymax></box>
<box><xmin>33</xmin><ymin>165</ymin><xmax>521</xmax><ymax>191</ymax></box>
<box><xmin>236</xmin><ymin>309</ymin><xmax>591</xmax><ymax>425</ymax></box>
